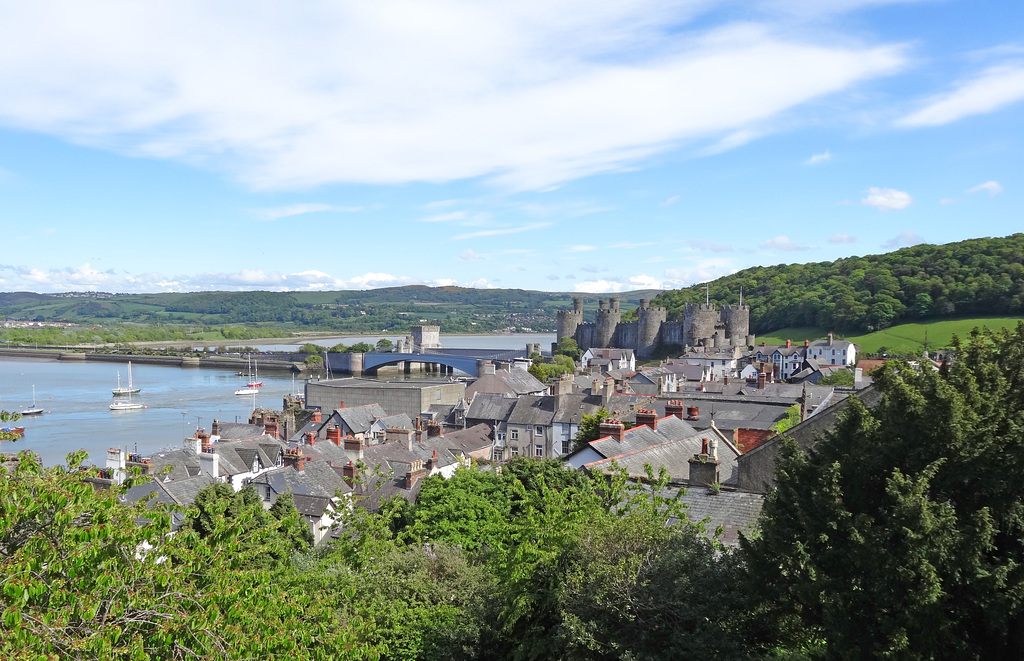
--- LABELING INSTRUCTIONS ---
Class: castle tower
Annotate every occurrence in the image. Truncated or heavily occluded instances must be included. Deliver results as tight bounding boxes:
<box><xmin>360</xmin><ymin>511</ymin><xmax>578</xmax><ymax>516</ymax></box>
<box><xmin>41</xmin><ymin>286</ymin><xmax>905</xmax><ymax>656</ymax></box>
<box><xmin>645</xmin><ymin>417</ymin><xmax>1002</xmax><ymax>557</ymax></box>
<box><xmin>683</xmin><ymin>303</ymin><xmax>720</xmax><ymax>347</ymax></box>
<box><xmin>556</xmin><ymin>297</ymin><xmax>585</xmax><ymax>345</ymax></box>
<box><xmin>637</xmin><ymin>299</ymin><xmax>667</xmax><ymax>359</ymax></box>
<box><xmin>721</xmin><ymin>304</ymin><xmax>751</xmax><ymax>348</ymax></box>
<box><xmin>595</xmin><ymin>298</ymin><xmax>620</xmax><ymax>347</ymax></box>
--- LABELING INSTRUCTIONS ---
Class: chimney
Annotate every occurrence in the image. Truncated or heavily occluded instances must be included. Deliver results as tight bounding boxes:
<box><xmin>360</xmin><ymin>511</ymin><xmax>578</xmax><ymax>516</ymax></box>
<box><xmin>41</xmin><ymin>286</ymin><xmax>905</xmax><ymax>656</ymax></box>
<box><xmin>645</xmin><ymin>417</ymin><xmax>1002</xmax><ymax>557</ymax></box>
<box><xmin>688</xmin><ymin>440</ymin><xmax>720</xmax><ymax>487</ymax></box>
<box><xmin>758</xmin><ymin>371</ymin><xmax>767</xmax><ymax>389</ymax></box>
<box><xmin>804</xmin><ymin>338</ymin><xmax>810</xmax><ymax>347</ymax></box>
<box><xmin>339</xmin><ymin>400</ymin><xmax>345</xmax><ymax>409</ymax></box>
<box><xmin>827</xmin><ymin>333</ymin><xmax>833</xmax><ymax>346</ymax></box>
<box><xmin>342</xmin><ymin>461</ymin><xmax>357</xmax><ymax>488</ymax></box>
<box><xmin>786</xmin><ymin>339</ymin><xmax>791</xmax><ymax>348</ymax></box>
<box><xmin>106</xmin><ymin>447</ymin><xmax>126</xmax><ymax>485</ymax></box>
<box><xmin>592</xmin><ymin>378</ymin><xmax>602</xmax><ymax>395</ymax></box>
<box><xmin>184</xmin><ymin>433</ymin><xmax>201</xmax><ymax>454</ymax></box>
<box><xmin>199</xmin><ymin>446</ymin><xmax>219</xmax><ymax>479</ymax></box>
<box><xmin>427</xmin><ymin>421</ymin><xmax>442</xmax><ymax>438</ymax></box>
<box><xmin>311</xmin><ymin>409</ymin><xmax>322</xmax><ymax>423</ymax></box>
<box><xmin>599</xmin><ymin>419</ymin><xmax>625</xmax><ymax>443</ymax></box>
<box><xmin>602</xmin><ymin>379</ymin><xmax>614</xmax><ymax>406</ymax></box>
<box><xmin>386</xmin><ymin>427</ymin><xmax>415</xmax><ymax>451</ymax></box>
<box><xmin>343</xmin><ymin>436</ymin><xmax>363</xmax><ymax>463</ymax></box>
<box><xmin>665</xmin><ymin>400</ymin><xmax>684</xmax><ymax>419</ymax></box>
<box><xmin>481</xmin><ymin>362</ymin><xmax>496</xmax><ymax>376</ymax></box>
<box><xmin>211</xmin><ymin>418</ymin><xmax>220</xmax><ymax>437</ymax></box>
<box><xmin>686</xmin><ymin>405</ymin><xmax>700</xmax><ymax>421</ymax></box>
<box><xmin>199</xmin><ymin>429</ymin><xmax>213</xmax><ymax>453</ymax></box>
<box><xmin>405</xmin><ymin>459</ymin><xmax>427</xmax><ymax>489</ymax></box>
<box><xmin>264</xmin><ymin>419</ymin><xmax>279</xmax><ymax>439</ymax></box>
<box><xmin>326</xmin><ymin>425</ymin><xmax>343</xmax><ymax>445</ymax></box>
<box><xmin>305</xmin><ymin>431</ymin><xmax>316</xmax><ymax>447</ymax></box>
<box><xmin>635</xmin><ymin>408</ymin><xmax>657</xmax><ymax>431</ymax></box>
<box><xmin>283</xmin><ymin>447</ymin><xmax>305</xmax><ymax>472</ymax></box>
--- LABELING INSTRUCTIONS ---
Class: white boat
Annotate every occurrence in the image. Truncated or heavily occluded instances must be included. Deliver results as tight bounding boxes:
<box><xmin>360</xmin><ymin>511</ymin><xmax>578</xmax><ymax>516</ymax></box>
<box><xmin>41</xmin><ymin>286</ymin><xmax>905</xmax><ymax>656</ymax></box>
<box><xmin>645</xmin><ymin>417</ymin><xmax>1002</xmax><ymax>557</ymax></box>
<box><xmin>112</xmin><ymin>362</ymin><xmax>141</xmax><ymax>396</ymax></box>
<box><xmin>236</xmin><ymin>354</ymin><xmax>261</xmax><ymax>395</ymax></box>
<box><xmin>21</xmin><ymin>385</ymin><xmax>44</xmax><ymax>416</ymax></box>
<box><xmin>109</xmin><ymin>392</ymin><xmax>145</xmax><ymax>411</ymax></box>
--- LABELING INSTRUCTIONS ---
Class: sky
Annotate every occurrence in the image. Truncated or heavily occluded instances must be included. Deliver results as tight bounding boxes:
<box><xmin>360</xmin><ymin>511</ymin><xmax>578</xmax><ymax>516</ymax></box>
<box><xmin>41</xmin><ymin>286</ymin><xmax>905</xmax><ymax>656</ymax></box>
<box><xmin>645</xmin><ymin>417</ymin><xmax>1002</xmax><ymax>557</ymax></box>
<box><xmin>0</xmin><ymin>0</ymin><xmax>1021</xmax><ymax>294</ymax></box>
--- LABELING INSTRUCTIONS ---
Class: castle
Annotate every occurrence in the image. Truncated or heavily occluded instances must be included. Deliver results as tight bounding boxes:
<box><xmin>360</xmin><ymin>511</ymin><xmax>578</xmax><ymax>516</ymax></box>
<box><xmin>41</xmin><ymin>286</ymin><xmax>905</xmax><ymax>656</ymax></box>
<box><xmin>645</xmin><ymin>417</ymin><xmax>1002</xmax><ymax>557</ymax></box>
<box><xmin>556</xmin><ymin>298</ymin><xmax>754</xmax><ymax>360</ymax></box>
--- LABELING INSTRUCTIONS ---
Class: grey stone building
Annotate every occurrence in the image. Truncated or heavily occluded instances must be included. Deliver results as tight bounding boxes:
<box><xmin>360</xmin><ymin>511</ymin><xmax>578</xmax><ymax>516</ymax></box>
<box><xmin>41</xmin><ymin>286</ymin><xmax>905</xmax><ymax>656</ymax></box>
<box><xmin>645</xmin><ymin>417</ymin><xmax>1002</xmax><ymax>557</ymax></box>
<box><xmin>556</xmin><ymin>297</ymin><xmax>754</xmax><ymax>360</ymax></box>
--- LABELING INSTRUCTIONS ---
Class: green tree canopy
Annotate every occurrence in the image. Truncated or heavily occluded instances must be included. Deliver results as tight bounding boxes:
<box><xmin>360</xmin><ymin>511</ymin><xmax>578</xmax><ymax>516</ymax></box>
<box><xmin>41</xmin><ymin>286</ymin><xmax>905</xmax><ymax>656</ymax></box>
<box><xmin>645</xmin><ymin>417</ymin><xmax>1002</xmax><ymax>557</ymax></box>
<box><xmin>744</xmin><ymin>323</ymin><xmax>1024</xmax><ymax>659</ymax></box>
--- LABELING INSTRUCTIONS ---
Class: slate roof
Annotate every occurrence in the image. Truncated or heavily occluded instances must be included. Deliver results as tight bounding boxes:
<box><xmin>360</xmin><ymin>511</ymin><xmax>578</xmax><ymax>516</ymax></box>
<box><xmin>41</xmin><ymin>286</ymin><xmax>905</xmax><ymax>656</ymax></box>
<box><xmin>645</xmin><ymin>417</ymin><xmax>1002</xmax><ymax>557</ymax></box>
<box><xmin>675</xmin><ymin>489</ymin><xmax>764</xmax><ymax>548</ymax></box>
<box><xmin>215</xmin><ymin>422</ymin><xmax>267</xmax><ymax>441</ymax></box>
<box><xmin>507</xmin><ymin>395</ymin><xmax>555</xmax><ymax>426</ymax></box>
<box><xmin>585</xmin><ymin>426</ymin><xmax>740</xmax><ymax>486</ymax></box>
<box><xmin>465</xmin><ymin>368</ymin><xmax>547</xmax><ymax>401</ymax></box>
<box><xmin>466</xmin><ymin>392</ymin><xmax>518</xmax><ymax>422</ymax></box>
<box><xmin>334</xmin><ymin>403</ymin><xmax>389</xmax><ymax>434</ymax></box>
<box><xmin>424</xmin><ymin>423</ymin><xmax>493</xmax><ymax>455</ymax></box>
<box><xmin>292</xmin><ymin>493</ymin><xmax>334</xmax><ymax>518</ymax></box>
<box><xmin>374</xmin><ymin>413</ymin><xmax>413</xmax><ymax>430</ymax></box>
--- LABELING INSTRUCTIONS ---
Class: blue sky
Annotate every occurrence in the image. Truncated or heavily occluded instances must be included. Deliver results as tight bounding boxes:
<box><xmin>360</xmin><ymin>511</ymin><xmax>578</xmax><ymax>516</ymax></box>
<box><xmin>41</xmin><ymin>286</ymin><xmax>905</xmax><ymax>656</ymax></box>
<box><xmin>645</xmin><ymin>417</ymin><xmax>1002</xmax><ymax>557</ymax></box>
<box><xmin>0</xmin><ymin>0</ymin><xmax>1021</xmax><ymax>294</ymax></box>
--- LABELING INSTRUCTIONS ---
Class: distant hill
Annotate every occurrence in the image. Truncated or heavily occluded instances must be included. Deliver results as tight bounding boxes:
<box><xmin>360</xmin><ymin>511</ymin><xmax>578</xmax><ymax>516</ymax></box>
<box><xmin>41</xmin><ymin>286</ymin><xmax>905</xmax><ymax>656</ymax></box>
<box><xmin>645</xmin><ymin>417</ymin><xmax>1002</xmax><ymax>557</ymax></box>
<box><xmin>653</xmin><ymin>233</ymin><xmax>1024</xmax><ymax>334</ymax></box>
<box><xmin>0</xmin><ymin>286</ymin><xmax>663</xmax><ymax>335</ymax></box>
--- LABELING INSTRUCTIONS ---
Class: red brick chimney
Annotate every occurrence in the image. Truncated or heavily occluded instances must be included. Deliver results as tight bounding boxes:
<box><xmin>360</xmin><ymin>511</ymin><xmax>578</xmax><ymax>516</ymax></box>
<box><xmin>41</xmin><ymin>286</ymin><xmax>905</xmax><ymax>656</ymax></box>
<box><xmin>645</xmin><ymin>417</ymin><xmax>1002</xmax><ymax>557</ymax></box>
<box><xmin>305</xmin><ymin>431</ymin><xmax>316</xmax><ymax>446</ymax></box>
<box><xmin>599</xmin><ymin>419</ymin><xmax>625</xmax><ymax>443</ymax></box>
<box><xmin>786</xmin><ymin>339</ymin><xmax>792</xmax><ymax>348</ymax></box>
<box><xmin>686</xmin><ymin>405</ymin><xmax>700</xmax><ymax>421</ymax></box>
<box><xmin>804</xmin><ymin>338</ymin><xmax>810</xmax><ymax>347</ymax></box>
<box><xmin>342</xmin><ymin>461</ymin><xmax>357</xmax><ymax>488</ymax></box>
<box><xmin>339</xmin><ymin>401</ymin><xmax>345</xmax><ymax>409</ymax></box>
<box><xmin>264</xmin><ymin>418</ymin><xmax>279</xmax><ymax>439</ymax></box>
<box><xmin>427</xmin><ymin>421</ymin><xmax>442</xmax><ymax>438</ymax></box>
<box><xmin>327</xmin><ymin>425</ymin><xmax>342</xmax><ymax>445</ymax></box>
<box><xmin>211</xmin><ymin>419</ymin><xmax>220</xmax><ymax>437</ymax></box>
<box><xmin>665</xmin><ymin>400</ymin><xmax>684</xmax><ymax>419</ymax></box>
<box><xmin>635</xmin><ymin>408</ymin><xmax>657</xmax><ymax>431</ymax></box>
<box><xmin>283</xmin><ymin>447</ymin><xmax>305</xmax><ymax>472</ymax></box>
<box><xmin>758</xmin><ymin>371</ymin><xmax>767</xmax><ymax>389</ymax></box>
<box><xmin>312</xmin><ymin>409</ymin><xmax>322</xmax><ymax>423</ymax></box>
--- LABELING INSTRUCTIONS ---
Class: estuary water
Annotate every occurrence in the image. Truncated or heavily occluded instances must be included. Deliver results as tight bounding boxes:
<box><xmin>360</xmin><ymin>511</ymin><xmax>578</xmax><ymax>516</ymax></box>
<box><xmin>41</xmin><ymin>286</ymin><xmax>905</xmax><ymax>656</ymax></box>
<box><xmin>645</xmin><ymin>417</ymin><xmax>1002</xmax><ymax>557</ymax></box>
<box><xmin>1</xmin><ymin>334</ymin><xmax>556</xmax><ymax>466</ymax></box>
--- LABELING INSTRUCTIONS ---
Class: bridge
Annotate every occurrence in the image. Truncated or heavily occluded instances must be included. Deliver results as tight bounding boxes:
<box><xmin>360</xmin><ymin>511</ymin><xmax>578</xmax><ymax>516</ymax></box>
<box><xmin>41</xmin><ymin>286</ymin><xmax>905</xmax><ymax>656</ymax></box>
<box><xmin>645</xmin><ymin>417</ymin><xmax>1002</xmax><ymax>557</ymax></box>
<box><xmin>326</xmin><ymin>346</ymin><xmax>544</xmax><ymax>377</ymax></box>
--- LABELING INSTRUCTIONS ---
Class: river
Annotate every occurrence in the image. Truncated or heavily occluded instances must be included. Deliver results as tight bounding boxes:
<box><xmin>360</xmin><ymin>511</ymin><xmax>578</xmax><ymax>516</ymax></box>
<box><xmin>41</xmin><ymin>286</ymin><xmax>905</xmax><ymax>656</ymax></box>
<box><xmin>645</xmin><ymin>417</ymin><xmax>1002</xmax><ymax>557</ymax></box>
<box><xmin>0</xmin><ymin>334</ymin><xmax>555</xmax><ymax>466</ymax></box>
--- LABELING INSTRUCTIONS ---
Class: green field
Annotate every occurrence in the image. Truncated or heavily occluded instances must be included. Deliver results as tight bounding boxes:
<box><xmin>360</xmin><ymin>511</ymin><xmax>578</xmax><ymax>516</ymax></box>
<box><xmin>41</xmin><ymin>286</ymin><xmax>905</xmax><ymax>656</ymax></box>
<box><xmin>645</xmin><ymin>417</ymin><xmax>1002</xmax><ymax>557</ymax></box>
<box><xmin>760</xmin><ymin>317</ymin><xmax>1024</xmax><ymax>355</ymax></box>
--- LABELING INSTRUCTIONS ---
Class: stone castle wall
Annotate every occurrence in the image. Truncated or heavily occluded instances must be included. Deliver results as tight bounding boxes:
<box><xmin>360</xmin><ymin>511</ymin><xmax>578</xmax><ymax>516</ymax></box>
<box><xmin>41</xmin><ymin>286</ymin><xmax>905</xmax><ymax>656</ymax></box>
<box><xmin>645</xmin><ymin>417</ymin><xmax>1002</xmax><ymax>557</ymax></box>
<box><xmin>556</xmin><ymin>297</ymin><xmax>749</xmax><ymax>359</ymax></box>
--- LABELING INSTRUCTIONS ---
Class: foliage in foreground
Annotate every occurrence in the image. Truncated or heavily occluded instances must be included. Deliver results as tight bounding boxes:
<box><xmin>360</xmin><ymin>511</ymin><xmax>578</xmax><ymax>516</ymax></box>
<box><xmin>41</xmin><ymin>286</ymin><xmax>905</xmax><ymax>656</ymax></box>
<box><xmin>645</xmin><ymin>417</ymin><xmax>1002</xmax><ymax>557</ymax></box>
<box><xmin>745</xmin><ymin>323</ymin><xmax>1024</xmax><ymax>659</ymax></box>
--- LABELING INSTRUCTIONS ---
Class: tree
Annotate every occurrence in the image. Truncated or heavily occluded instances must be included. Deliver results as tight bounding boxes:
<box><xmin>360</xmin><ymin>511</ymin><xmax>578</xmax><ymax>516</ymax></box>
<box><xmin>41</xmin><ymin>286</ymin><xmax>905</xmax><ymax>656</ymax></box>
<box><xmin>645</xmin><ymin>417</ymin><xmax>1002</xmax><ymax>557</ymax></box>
<box><xmin>571</xmin><ymin>407</ymin><xmax>609</xmax><ymax>452</ymax></box>
<box><xmin>553</xmin><ymin>337</ymin><xmax>581</xmax><ymax>361</ymax></box>
<box><xmin>304</xmin><ymin>354</ymin><xmax>324</xmax><ymax>368</ymax></box>
<box><xmin>818</xmin><ymin>367</ymin><xmax>855</xmax><ymax>386</ymax></box>
<box><xmin>744</xmin><ymin>324</ymin><xmax>1024</xmax><ymax>659</ymax></box>
<box><xmin>375</xmin><ymin>338</ymin><xmax>394</xmax><ymax>353</ymax></box>
<box><xmin>348</xmin><ymin>342</ymin><xmax>374</xmax><ymax>353</ymax></box>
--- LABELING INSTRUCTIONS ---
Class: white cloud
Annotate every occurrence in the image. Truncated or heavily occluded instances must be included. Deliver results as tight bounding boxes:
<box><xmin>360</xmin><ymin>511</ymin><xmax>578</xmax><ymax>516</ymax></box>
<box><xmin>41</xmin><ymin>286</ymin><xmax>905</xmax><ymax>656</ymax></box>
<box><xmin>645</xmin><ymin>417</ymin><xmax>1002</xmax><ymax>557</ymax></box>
<box><xmin>828</xmin><ymin>232</ymin><xmax>855</xmax><ymax>243</ymax></box>
<box><xmin>421</xmin><ymin>211</ymin><xmax>468</xmax><ymax>223</ymax></box>
<box><xmin>683</xmin><ymin>239</ymin><xmax>735</xmax><ymax>252</ymax></box>
<box><xmin>660</xmin><ymin>195</ymin><xmax>680</xmax><ymax>206</ymax></box>
<box><xmin>459</xmin><ymin>248</ymin><xmax>483</xmax><ymax>260</ymax></box>
<box><xmin>569</xmin><ymin>245</ymin><xmax>596</xmax><ymax>252</ymax></box>
<box><xmin>884</xmin><ymin>229</ymin><xmax>925</xmax><ymax>248</ymax></box>
<box><xmin>254</xmin><ymin>203</ymin><xmax>361</xmax><ymax>221</ymax></box>
<box><xmin>0</xmin><ymin>4</ymin><xmax>906</xmax><ymax>192</ymax></box>
<box><xmin>897</xmin><ymin>65</ymin><xmax>1024</xmax><ymax>127</ymax></box>
<box><xmin>940</xmin><ymin>198</ymin><xmax>956</xmax><ymax>205</ymax></box>
<box><xmin>967</xmin><ymin>180</ymin><xmax>1004</xmax><ymax>196</ymax></box>
<box><xmin>453</xmin><ymin>222</ymin><xmax>550</xmax><ymax>240</ymax></box>
<box><xmin>762</xmin><ymin>235</ymin><xmax>809</xmax><ymax>251</ymax></box>
<box><xmin>610</xmin><ymin>241</ymin><xmax>655</xmax><ymax>249</ymax></box>
<box><xmin>861</xmin><ymin>187</ymin><xmax>912</xmax><ymax>211</ymax></box>
<box><xmin>804</xmin><ymin>150</ymin><xmax>831</xmax><ymax>165</ymax></box>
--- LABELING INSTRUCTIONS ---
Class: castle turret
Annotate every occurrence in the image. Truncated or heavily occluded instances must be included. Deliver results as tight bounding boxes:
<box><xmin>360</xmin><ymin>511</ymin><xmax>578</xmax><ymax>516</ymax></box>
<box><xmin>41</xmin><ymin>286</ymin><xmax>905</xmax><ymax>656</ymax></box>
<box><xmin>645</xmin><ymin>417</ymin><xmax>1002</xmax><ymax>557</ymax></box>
<box><xmin>683</xmin><ymin>303</ymin><xmax>720</xmax><ymax>347</ymax></box>
<box><xmin>595</xmin><ymin>298</ymin><xmax>620</xmax><ymax>347</ymax></box>
<box><xmin>721</xmin><ymin>304</ymin><xmax>751</xmax><ymax>348</ymax></box>
<box><xmin>556</xmin><ymin>297</ymin><xmax>585</xmax><ymax>346</ymax></box>
<box><xmin>637</xmin><ymin>300</ymin><xmax>667</xmax><ymax>359</ymax></box>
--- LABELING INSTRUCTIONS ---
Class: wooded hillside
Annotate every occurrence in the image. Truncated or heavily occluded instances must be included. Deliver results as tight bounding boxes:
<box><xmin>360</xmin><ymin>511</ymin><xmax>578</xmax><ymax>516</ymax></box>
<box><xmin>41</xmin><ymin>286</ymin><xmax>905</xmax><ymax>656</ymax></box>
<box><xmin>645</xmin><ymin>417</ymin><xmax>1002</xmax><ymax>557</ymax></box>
<box><xmin>653</xmin><ymin>233</ymin><xmax>1024</xmax><ymax>333</ymax></box>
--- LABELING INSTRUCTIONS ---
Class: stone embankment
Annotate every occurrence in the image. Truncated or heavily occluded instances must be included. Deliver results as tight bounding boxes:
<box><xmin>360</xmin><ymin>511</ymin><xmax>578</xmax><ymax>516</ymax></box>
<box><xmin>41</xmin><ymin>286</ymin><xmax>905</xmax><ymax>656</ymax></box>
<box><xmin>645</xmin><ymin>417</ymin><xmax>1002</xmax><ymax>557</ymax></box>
<box><xmin>0</xmin><ymin>348</ymin><xmax>310</xmax><ymax>373</ymax></box>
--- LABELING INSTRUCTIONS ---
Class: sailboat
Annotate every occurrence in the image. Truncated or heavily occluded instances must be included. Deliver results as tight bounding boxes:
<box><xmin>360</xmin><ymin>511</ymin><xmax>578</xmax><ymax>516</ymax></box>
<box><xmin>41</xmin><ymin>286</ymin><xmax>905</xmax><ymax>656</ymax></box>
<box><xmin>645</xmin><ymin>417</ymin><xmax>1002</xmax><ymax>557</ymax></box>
<box><xmin>21</xmin><ymin>385</ymin><xmax>44</xmax><ymax>416</ymax></box>
<box><xmin>112</xmin><ymin>361</ymin><xmax>141</xmax><ymax>396</ymax></box>
<box><xmin>235</xmin><ymin>355</ymin><xmax>260</xmax><ymax>395</ymax></box>
<box><xmin>247</xmin><ymin>358</ymin><xmax>262</xmax><ymax>387</ymax></box>
<box><xmin>109</xmin><ymin>391</ymin><xmax>144</xmax><ymax>411</ymax></box>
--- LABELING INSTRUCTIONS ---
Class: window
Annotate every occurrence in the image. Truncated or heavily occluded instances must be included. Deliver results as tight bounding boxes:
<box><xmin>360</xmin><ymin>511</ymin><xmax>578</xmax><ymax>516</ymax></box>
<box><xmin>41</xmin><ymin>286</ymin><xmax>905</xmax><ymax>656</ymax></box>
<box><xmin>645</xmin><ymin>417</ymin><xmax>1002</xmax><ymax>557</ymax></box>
<box><xmin>493</xmin><ymin>447</ymin><xmax>504</xmax><ymax>462</ymax></box>
<box><xmin>510</xmin><ymin>429</ymin><xmax>519</xmax><ymax>441</ymax></box>
<box><xmin>496</xmin><ymin>432</ymin><xmax>506</xmax><ymax>442</ymax></box>
<box><xmin>511</xmin><ymin>446</ymin><xmax>519</xmax><ymax>456</ymax></box>
<box><xmin>265</xmin><ymin>486</ymin><xmax>272</xmax><ymax>501</ymax></box>
<box><xmin>561</xmin><ymin>440</ymin><xmax>572</xmax><ymax>454</ymax></box>
<box><xmin>535</xmin><ymin>426</ymin><xmax>544</xmax><ymax>436</ymax></box>
<box><xmin>526</xmin><ymin>425</ymin><xmax>532</xmax><ymax>432</ymax></box>
<box><xmin>535</xmin><ymin>445</ymin><xmax>543</xmax><ymax>457</ymax></box>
